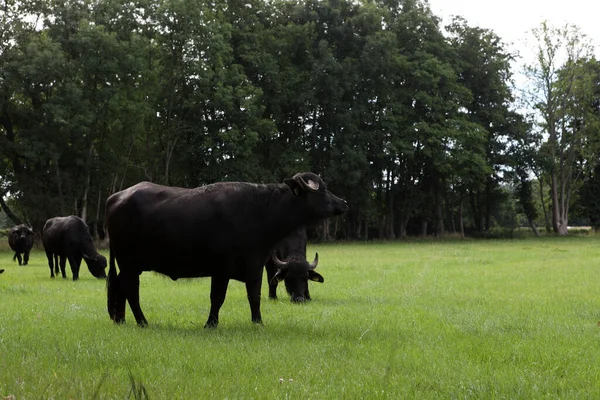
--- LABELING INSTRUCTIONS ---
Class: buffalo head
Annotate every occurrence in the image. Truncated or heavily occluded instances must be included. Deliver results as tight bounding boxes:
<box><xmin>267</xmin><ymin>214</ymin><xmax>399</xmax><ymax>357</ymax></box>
<box><xmin>85</xmin><ymin>254</ymin><xmax>107</xmax><ymax>279</ymax></box>
<box><xmin>284</xmin><ymin>173</ymin><xmax>348</xmax><ymax>219</ymax></box>
<box><xmin>9</xmin><ymin>225</ymin><xmax>34</xmax><ymax>247</ymax></box>
<box><xmin>271</xmin><ymin>252</ymin><xmax>323</xmax><ymax>303</ymax></box>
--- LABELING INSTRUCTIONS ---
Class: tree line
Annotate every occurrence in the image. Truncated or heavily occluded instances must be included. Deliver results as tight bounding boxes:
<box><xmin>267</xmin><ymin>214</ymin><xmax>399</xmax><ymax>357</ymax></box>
<box><xmin>1</xmin><ymin>0</ymin><xmax>599</xmax><ymax>239</ymax></box>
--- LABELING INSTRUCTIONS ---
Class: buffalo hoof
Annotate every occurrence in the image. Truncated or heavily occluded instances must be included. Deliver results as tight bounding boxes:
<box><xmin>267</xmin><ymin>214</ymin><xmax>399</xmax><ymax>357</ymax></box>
<box><xmin>112</xmin><ymin>314</ymin><xmax>126</xmax><ymax>325</ymax></box>
<box><xmin>291</xmin><ymin>297</ymin><xmax>307</xmax><ymax>304</ymax></box>
<box><xmin>204</xmin><ymin>320</ymin><xmax>218</xmax><ymax>329</ymax></box>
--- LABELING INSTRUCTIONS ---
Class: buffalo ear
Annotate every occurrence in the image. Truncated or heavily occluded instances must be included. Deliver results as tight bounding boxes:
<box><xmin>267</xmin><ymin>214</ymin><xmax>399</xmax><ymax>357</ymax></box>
<box><xmin>308</xmin><ymin>271</ymin><xmax>324</xmax><ymax>283</ymax></box>
<box><xmin>272</xmin><ymin>268</ymin><xmax>288</xmax><ymax>283</ymax></box>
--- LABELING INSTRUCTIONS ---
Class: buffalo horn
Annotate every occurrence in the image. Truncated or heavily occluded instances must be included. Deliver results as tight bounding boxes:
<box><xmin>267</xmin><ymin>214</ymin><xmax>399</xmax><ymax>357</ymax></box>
<box><xmin>272</xmin><ymin>253</ymin><xmax>289</xmax><ymax>269</ymax></box>
<box><xmin>296</xmin><ymin>175</ymin><xmax>320</xmax><ymax>192</ymax></box>
<box><xmin>309</xmin><ymin>252</ymin><xmax>319</xmax><ymax>270</ymax></box>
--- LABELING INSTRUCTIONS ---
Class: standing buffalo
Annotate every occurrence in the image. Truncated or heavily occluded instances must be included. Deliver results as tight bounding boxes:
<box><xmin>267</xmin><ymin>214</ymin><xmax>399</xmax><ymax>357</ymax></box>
<box><xmin>265</xmin><ymin>227</ymin><xmax>323</xmax><ymax>302</ymax></box>
<box><xmin>106</xmin><ymin>172</ymin><xmax>348</xmax><ymax>328</ymax></box>
<box><xmin>42</xmin><ymin>216</ymin><xmax>107</xmax><ymax>280</ymax></box>
<box><xmin>8</xmin><ymin>224</ymin><xmax>35</xmax><ymax>266</ymax></box>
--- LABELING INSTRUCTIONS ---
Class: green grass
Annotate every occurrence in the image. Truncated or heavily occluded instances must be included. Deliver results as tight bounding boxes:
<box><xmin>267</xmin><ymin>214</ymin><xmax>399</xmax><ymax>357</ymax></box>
<box><xmin>2</xmin><ymin>237</ymin><xmax>600</xmax><ymax>398</ymax></box>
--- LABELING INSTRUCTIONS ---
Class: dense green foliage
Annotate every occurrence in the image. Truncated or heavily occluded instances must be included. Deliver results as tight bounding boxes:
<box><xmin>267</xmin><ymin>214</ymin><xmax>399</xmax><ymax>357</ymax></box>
<box><xmin>2</xmin><ymin>237</ymin><xmax>600</xmax><ymax>397</ymax></box>
<box><xmin>1</xmin><ymin>0</ymin><xmax>599</xmax><ymax>237</ymax></box>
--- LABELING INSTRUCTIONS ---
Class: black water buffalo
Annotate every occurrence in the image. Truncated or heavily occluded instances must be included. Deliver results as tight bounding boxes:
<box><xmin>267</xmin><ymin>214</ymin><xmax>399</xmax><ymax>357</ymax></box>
<box><xmin>265</xmin><ymin>227</ymin><xmax>323</xmax><ymax>302</ymax></box>
<box><xmin>106</xmin><ymin>172</ymin><xmax>348</xmax><ymax>328</ymax></box>
<box><xmin>8</xmin><ymin>224</ymin><xmax>35</xmax><ymax>266</ymax></box>
<box><xmin>0</xmin><ymin>269</ymin><xmax>4</xmax><ymax>274</ymax></box>
<box><xmin>42</xmin><ymin>216</ymin><xmax>107</xmax><ymax>280</ymax></box>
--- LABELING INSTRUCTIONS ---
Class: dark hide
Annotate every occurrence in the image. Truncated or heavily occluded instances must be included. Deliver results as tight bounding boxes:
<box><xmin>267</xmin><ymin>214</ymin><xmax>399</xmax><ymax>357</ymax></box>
<box><xmin>265</xmin><ymin>227</ymin><xmax>323</xmax><ymax>303</ymax></box>
<box><xmin>0</xmin><ymin>269</ymin><xmax>4</xmax><ymax>274</ymax></box>
<box><xmin>8</xmin><ymin>224</ymin><xmax>35</xmax><ymax>265</ymax></box>
<box><xmin>106</xmin><ymin>172</ymin><xmax>348</xmax><ymax>328</ymax></box>
<box><xmin>42</xmin><ymin>216</ymin><xmax>107</xmax><ymax>281</ymax></box>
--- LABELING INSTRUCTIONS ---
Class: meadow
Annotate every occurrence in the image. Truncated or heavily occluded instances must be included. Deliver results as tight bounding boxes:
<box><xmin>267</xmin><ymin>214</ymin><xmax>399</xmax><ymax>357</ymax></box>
<box><xmin>2</xmin><ymin>236</ymin><xmax>600</xmax><ymax>399</ymax></box>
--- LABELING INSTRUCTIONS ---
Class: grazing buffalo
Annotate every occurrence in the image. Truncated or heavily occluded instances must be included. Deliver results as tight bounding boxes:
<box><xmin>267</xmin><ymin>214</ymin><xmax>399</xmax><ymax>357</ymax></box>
<box><xmin>265</xmin><ymin>227</ymin><xmax>323</xmax><ymax>302</ymax></box>
<box><xmin>42</xmin><ymin>216</ymin><xmax>107</xmax><ymax>280</ymax></box>
<box><xmin>106</xmin><ymin>172</ymin><xmax>348</xmax><ymax>328</ymax></box>
<box><xmin>8</xmin><ymin>224</ymin><xmax>35</xmax><ymax>265</ymax></box>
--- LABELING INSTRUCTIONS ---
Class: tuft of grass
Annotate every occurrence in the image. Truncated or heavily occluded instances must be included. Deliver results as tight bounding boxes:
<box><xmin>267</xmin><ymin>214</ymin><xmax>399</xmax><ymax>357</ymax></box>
<box><xmin>2</xmin><ymin>236</ymin><xmax>600</xmax><ymax>398</ymax></box>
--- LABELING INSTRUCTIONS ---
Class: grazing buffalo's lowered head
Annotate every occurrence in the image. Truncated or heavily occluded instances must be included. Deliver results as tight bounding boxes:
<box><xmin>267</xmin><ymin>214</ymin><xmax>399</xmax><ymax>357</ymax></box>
<box><xmin>271</xmin><ymin>252</ymin><xmax>323</xmax><ymax>303</ymax></box>
<box><xmin>84</xmin><ymin>253</ymin><xmax>107</xmax><ymax>279</ymax></box>
<box><xmin>284</xmin><ymin>173</ymin><xmax>348</xmax><ymax>219</ymax></box>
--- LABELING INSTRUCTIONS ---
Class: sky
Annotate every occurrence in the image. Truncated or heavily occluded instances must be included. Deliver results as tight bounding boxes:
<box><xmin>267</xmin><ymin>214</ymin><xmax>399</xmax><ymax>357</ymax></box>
<box><xmin>427</xmin><ymin>0</ymin><xmax>600</xmax><ymax>62</ymax></box>
<box><xmin>427</xmin><ymin>0</ymin><xmax>600</xmax><ymax>104</ymax></box>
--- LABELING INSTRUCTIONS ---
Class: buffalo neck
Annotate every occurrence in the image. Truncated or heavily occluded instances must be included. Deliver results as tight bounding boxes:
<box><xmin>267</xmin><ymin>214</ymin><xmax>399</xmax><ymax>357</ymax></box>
<box><xmin>80</xmin><ymin>236</ymin><xmax>100</xmax><ymax>260</ymax></box>
<box><xmin>258</xmin><ymin>184</ymin><xmax>314</xmax><ymax>249</ymax></box>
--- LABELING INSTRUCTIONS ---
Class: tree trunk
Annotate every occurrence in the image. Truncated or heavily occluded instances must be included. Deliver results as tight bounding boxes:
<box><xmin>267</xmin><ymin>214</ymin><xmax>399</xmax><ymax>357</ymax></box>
<box><xmin>386</xmin><ymin>192</ymin><xmax>395</xmax><ymax>239</ymax></box>
<box><xmin>459</xmin><ymin>197</ymin><xmax>465</xmax><ymax>239</ymax></box>
<box><xmin>94</xmin><ymin>186</ymin><xmax>102</xmax><ymax>238</ymax></box>
<box><xmin>419</xmin><ymin>219</ymin><xmax>428</xmax><ymax>237</ymax></box>
<box><xmin>551</xmin><ymin>171</ymin><xmax>570</xmax><ymax>235</ymax></box>
<box><xmin>551</xmin><ymin>173</ymin><xmax>560</xmax><ymax>233</ymax></box>
<box><xmin>0</xmin><ymin>195</ymin><xmax>23</xmax><ymax>225</ymax></box>
<box><xmin>164</xmin><ymin>136</ymin><xmax>178</xmax><ymax>186</ymax></box>
<box><xmin>528</xmin><ymin>217</ymin><xmax>541</xmax><ymax>237</ymax></box>
<box><xmin>447</xmin><ymin>192</ymin><xmax>456</xmax><ymax>234</ymax></box>
<box><xmin>537</xmin><ymin>176</ymin><xmax>551</xmax><ymax>232</ymax></box>
<box><xmin>54</xmin><ymin>155</ymin><xmax>65</xmax><ymax>216</ymax></box>
<box><xmin>377</xmin><ymin>215</ymin><xmax>384</xmax><ymax>239</ymax></box>
<box><xmin>321</xmin><ymin>219</ymin><xmax>330</xmax><ymax>241</ymax></box>
<box><xmin>80</xmin><ymin>142</ymin><xmax>95</xmax><ymax>223</ymax></box>
<box><xmin>398</xmin><ymin>214</ymin><xmax>408</xmax><ymax>239</ymax></box>
<box><xmin>434</xmin><ymin>182</ymin><xmax>444</xmax><ymax>238</ymax></box>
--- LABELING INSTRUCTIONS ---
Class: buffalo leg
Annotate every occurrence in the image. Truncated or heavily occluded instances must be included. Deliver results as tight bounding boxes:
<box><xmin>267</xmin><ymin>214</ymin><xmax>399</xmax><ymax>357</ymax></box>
<box><xmin>16</xmin><ymin>253</ymin><xmax>23</xmax><ymax>266</ymax></box>
<box><xmin>205</xmin><ymin>277</ymin><xmax>229</xmax><ymax>328</ymax></box>
<box><xmin>245</xmin><ymin>278</ymin><xmax>263</xmax><ymax>324</ymax></box>
<box><xmin>47</xmin><ymin>252</ymin><xmax>55</xmax><ymax>278</ymax></box>
<box><xmin>69</xmin><ymin>254</ymin><xmax>82</xmax><ymax>281</ymax></box>
<box><xmin>58</xmin><ymin>255</ymin><xmax>66</xmax><ymax>278</ymax></box>
<box><xmin>23</xmin><ymin>250</ymin><xmax>30</xmax><ymax>266</ymax></box>
<box><xmin>121</xmin><ymin>272</ymin><xmax>147</xmax><ymax>327</ymax></box>
<box><xmin>108</xmin><ymin>273</ymin><xmax>127</xmax><ymax>324</ymax></box>
<box><xmin>265</xmin><ymin>261</ymin><xmax>278</xmax><ymax>300</ymax></box>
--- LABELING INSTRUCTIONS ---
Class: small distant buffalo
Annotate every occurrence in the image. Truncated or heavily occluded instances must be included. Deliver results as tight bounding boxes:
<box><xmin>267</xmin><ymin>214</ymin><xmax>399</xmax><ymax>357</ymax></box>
<box><xmin>42</xmin><ymin>216</ymin><xmax>107</xmax><ymax>280</ymax></box>
<box><xmin>265</xmin><ymin>227</ymin><xmax>323</xmax><ymax>303</ymax></box>
<box><xmin>8</xmin><ymin>224</ymin><xmax>35</xmax><ymax>266</ymax></box>
<box><xmin>0</xmin><ymin>269</ymin><xmax>4</xmax><ymax>274</ymax></box>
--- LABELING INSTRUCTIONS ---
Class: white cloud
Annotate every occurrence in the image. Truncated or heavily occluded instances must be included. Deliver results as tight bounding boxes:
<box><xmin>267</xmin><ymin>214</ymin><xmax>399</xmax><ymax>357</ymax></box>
<box><xmin>427</xmin><ymin>0</ymin><xmax>599</xmax><ymax>101</ymax></box>
<box><xmin>427</xmin><ymin>0</ymin><xmax>600</xmax><ymax>59</ymax></box>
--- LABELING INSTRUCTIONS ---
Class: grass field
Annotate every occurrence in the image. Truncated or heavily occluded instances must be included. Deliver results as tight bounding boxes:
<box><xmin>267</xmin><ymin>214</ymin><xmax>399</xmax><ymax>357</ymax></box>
<box><xmin>2</xmin><ymin>237</ymin><xmax>600</xmax><ymax>398</ymax></box>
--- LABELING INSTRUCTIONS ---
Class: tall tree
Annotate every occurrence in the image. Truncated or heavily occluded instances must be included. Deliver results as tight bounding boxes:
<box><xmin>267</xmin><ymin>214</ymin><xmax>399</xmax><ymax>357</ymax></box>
<box><xmin>524</xmin><ymin>21</ymin><xmax>595</xmax><ymax>235</ymax></box>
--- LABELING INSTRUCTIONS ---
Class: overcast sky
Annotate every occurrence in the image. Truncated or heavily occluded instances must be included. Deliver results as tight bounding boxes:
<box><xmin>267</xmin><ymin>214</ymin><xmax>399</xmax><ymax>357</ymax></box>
<box><xmin>427</xmin><ymin>0</ymin><xmax>600</xmax><ymax>62</ymax></box>
<box><xmin>427</xmin><ymin>0</ymin><xmax>599</xmax><ymax>100</ymax></box>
